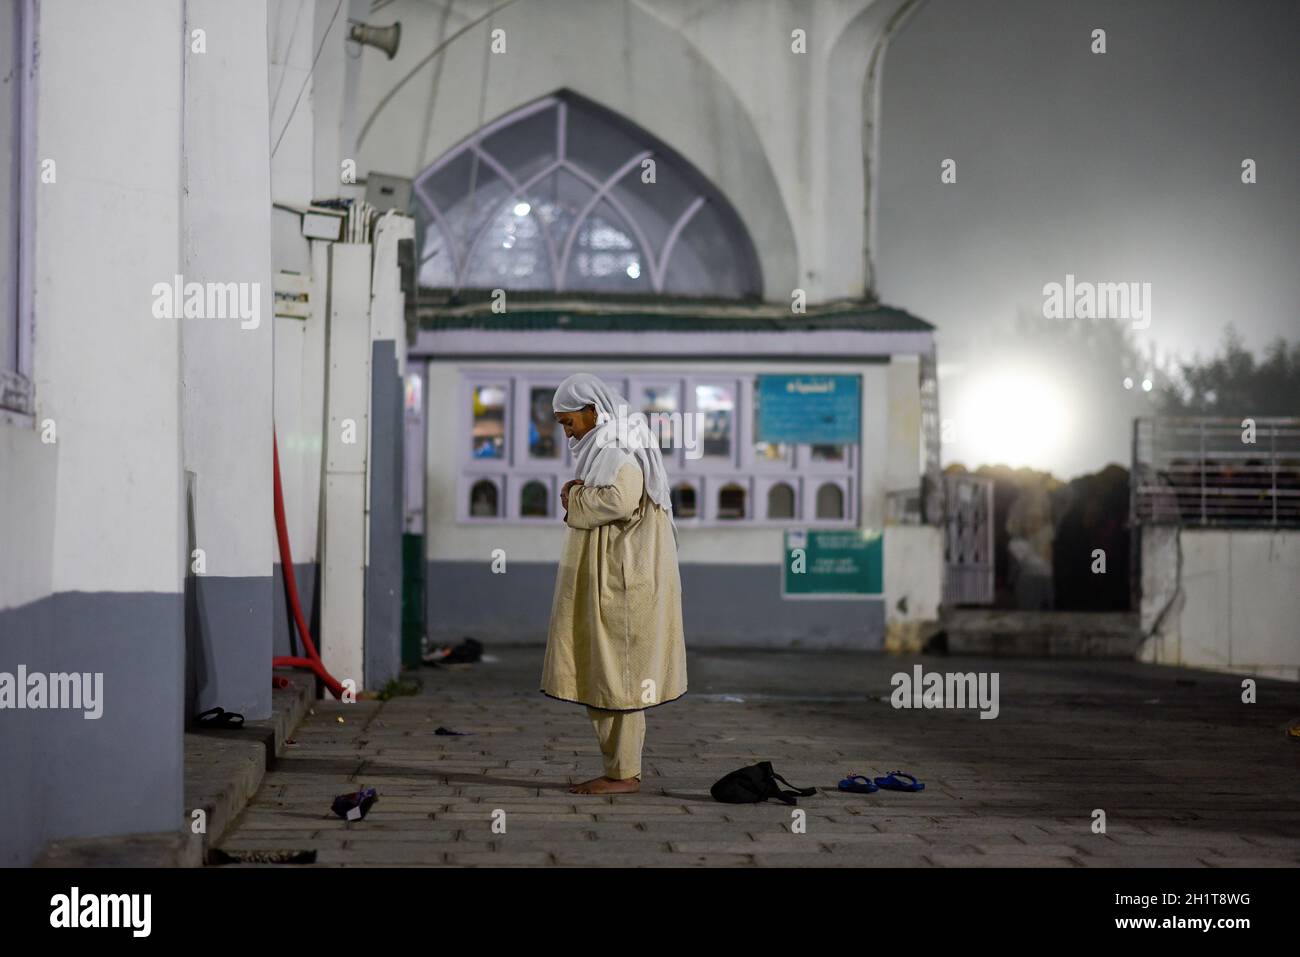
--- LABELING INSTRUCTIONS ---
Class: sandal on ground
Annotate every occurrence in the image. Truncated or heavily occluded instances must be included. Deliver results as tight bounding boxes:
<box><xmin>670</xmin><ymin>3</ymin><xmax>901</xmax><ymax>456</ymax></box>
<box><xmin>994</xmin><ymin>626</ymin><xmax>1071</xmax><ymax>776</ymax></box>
<box><xmin>874</xmin><ymin>770</ymin><xmax>924</xmax><ymax>792</ymax></box>
<box><xmin>837</xmin><ymin>773</ymin><xmax>879</xmax><ymax>794</ymax></box>
<box><xmin>194</xmin><ymin>706</ymin><xmax>245</xmax><ymax>729</ymax></box>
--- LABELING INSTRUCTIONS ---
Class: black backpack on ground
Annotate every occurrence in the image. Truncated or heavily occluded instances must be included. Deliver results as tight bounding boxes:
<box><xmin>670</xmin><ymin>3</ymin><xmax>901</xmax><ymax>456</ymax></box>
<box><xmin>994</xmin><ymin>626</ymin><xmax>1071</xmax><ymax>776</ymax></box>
<box><xmin>710</xmin><ymin>761</ymin><xmax>818</xmax><ymax>805</ymax></box>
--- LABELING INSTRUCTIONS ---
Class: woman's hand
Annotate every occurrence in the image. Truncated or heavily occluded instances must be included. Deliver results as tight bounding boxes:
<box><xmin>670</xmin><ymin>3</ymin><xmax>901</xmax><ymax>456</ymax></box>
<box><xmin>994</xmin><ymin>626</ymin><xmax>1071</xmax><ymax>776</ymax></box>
<box><xmin>560</xmin><ymin>479</ymin><xmax>584</xmax><ymax>511</ymax></box>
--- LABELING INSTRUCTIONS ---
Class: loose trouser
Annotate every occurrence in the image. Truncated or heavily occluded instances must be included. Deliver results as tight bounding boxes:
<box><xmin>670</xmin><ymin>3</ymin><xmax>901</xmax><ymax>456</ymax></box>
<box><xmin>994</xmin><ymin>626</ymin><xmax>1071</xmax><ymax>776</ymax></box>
<box><xmin>585</xmin><ymin>706</ymin><xmax>646</xmax><ymax>780</ymax></box>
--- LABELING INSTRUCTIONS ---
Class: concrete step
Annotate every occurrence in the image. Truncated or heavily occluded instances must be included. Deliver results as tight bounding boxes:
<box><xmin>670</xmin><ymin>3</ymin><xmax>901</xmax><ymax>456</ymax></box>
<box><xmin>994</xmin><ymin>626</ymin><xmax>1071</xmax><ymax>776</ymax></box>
<box><xmin>184</xmin><ymin>670</ymin><xmax>316</xmax><ymax>860</ymax></box>
<box><xmin>36</xmin><ymin>831</ymin><xmax>204</xmax><ymax>868</ymax></box>
<box><xmin>35</xmin><ymin>668</ymin><xmax>316</xmax><ymax>867</ymax></box>
<box><xmin>938</xmin><ymin>609</ymin><xmax>1142</xmax><ymax>658</ymax></box>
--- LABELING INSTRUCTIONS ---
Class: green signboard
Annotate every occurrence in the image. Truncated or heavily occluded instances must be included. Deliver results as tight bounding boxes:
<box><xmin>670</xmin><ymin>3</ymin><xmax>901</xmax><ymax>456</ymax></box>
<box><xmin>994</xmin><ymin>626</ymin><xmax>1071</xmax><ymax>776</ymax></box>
<box><xmin>782</xmin><ymin>529</ymin><xmax>883</xmax><ymax>599</ymax></box>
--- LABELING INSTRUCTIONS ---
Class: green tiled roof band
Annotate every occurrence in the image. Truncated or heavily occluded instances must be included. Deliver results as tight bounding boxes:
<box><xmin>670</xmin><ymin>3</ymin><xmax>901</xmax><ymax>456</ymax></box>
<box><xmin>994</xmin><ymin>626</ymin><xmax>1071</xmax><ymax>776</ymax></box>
<box><xmin>418</xmin><ymin>309</ymin><xmax>933</xmax><ymax>334</ymax></box>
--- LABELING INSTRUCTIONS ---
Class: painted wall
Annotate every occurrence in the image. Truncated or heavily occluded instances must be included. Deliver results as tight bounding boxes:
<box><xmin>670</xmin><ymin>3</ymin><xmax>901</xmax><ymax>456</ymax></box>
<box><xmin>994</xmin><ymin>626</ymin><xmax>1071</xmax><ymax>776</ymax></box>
<box><xmin>884</xmin><ymin>524</ymin><xmax>943</xmax><ymax>620</ymax></box>
<box><xmin>427</xmin><ymin>522</ymin><xmax>941</xmax><ymax>651</ymax></box>
<box><xmin>182</xmin><ymin>0</ymin><xmax>276</xmax><ymax>721</ymax></box>
<box><xmin>267</xmin><ymin>1</ymin><xmax>375</xmax><ymax>638</ymax></box>
<box><xmin>267</xmin><ymin>0</ymin><xmax>369</xmax><ymax>205</ymax></box>
<box><xmin>350</xmin><ymin>0</ymin><xmax>916</xmax><ymax>302</ymax></box>
<box><xmin>425</xmin><ymin>358</ymin><xmax>912</xmax><ymax>562</ymax></box>
<box><xmin>1</xmin><ymin>0</ymin><xmax>292</xmax><ymax>866</ymax></box>
<box><xmin>365</xmin><ymin>340</ymin><xmax>403</xmax><ymax>686</ymax></box>
<box><xmin>424</xmin><ymin>355</ymin><xmax>928</xmax><ymax>648</ymax></box>
<box><xmin>0</xmin><ymin>0</ymin><xmax>186</xmax><ymax>866</ymax></box>
<box><xmin>270</xmin><ymin>244</ymin><xmax>327</xmax><ymax>656</ymax></box>
<box><xmin>268</xmin><ymin>0</ymin><xmax>354</xmax><ymax>657</ymax></box>
<box><xmin>1140</xmin><ymin>527</ymin><xmax>1300</xmax><ymax>681</ymax></box>
<box><xmin>428</xmin><ymin>559</ymin><xmax>886</xmax><ymax>649</ymax></box>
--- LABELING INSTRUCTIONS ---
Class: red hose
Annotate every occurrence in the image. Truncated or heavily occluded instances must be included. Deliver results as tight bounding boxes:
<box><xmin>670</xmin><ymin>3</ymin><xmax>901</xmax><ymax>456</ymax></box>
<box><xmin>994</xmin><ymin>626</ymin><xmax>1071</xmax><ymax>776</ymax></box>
<box><xmin>273</xmin><ymin>431</ymin><xmax>346</xmax><ymax>699</ymax></box>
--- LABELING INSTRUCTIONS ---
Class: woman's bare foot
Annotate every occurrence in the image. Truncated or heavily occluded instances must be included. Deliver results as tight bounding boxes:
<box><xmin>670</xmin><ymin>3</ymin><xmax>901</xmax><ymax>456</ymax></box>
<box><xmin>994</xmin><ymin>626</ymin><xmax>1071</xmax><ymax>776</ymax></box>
<box><xmin>569</xmin><ymin>775</ymin><xmax>640</xmax><ymax>795</ymax></box>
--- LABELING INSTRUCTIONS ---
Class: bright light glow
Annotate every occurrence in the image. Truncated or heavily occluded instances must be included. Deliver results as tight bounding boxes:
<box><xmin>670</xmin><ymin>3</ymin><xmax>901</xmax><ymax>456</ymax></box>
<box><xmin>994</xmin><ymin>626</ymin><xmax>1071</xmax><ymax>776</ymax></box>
<box><xmin>956</xmin><ymin>366</ymin><xmax>1072</xmax><ymax>469</ymax></box>
<box><xmin>626</xmin><ymin>262</ymin><xmax>641</xmax><ymax>279</ymax></box>
<box><xmin>513</xmin><ymin>202</ymin><xmax>531</xmax><ymax>217</ymax></box>
<box><xmin>1123</xmin><ymin>377</ymin><xmax>1134</xmax><ymax>390</ymax></box>
<box><xmin>1141</xmin><ymin>378</ymin><xmax>1153</xmax><ymax>392</ymax></box>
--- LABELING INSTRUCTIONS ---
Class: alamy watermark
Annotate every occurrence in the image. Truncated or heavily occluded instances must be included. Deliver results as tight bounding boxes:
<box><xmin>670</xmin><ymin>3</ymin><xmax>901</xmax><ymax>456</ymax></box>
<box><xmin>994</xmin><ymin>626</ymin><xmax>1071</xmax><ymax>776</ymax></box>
<box><xmin>0</xmin><ymin>665</ymin><xmax>103</xmax><ymax>719</ymax></box>
<box><xmin>891</xmin><ymin>665</ymin><xmax>999</xmax><ymax>719</ymax></box>
<box><xmin>1042</xmin><ymin>273</ymin><xmax>1151</xmax><ymax>329</ymax></box>
<box><xmin>50</xmin><ymin>887</ymin><xmax>150</xmax><ymax>937</ymax></box>
<box><xmin>591</xmin><ymin>404</ymin><xmax>705</xmax><ymax>460</ymax></box>
<box><xmin>151</xmin><ymin>275</ymin><xmax>261</xmax><ymax>330</ymax></box>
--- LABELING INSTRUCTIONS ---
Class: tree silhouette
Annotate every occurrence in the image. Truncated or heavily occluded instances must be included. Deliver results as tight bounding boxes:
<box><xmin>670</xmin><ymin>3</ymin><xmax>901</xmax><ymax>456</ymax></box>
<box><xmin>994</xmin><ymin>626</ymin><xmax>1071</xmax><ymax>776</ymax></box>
<box><xmin>1157</xmin><ymin>327</ymin><xmax>1300</xmax><ymax>417</ymax></box>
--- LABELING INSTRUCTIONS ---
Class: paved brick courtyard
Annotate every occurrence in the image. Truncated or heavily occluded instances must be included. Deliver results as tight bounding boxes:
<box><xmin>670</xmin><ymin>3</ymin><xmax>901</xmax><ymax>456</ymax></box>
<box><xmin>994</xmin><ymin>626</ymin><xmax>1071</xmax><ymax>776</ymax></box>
<box><xmin>218</xmin><ymin>648</ymin><xmax>1300</xmax><ymax>867</ymax></box>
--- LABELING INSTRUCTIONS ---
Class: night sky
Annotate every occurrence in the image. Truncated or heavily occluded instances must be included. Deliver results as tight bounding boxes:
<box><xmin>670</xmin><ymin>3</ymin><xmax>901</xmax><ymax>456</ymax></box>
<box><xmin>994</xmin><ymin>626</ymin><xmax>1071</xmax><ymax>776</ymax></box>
<box><xmin>876</xmin><ymin>0</ymin><xmax>1299</xmax><ymax>475</ymax></box>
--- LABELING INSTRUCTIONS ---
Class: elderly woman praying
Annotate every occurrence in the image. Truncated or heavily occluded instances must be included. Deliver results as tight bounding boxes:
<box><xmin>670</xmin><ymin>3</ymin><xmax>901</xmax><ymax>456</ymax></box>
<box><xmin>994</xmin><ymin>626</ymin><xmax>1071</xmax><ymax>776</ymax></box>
<box><xmin>541</xmin><ymin>373</ymin><xmax>688</xmax><ymax>795</ymax></box>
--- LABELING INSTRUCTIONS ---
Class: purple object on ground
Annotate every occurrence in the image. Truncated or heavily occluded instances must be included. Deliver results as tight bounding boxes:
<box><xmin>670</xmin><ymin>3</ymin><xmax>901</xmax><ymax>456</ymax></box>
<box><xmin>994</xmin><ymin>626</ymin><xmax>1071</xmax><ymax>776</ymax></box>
<box><xmin>331</xmin><ymin>787</ymin><xmax>379</xmax><ymax>821</ymax></box>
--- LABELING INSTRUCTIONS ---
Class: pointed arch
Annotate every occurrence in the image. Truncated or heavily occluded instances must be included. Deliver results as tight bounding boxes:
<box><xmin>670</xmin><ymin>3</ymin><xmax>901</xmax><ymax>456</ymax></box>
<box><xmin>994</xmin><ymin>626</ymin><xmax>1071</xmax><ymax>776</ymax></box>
<box><xmin>411</xmin><ymin>91</ymin><xmax>762</xmax><ymax>298</ymax></box>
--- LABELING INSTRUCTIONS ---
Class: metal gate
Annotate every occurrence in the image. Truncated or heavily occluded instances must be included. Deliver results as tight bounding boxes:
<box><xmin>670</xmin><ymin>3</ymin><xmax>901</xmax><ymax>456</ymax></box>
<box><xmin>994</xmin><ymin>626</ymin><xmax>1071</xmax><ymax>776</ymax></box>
<box><xmin>943</xmin><ymin>473</ymin><xmax>994</xmax><ymax>606</ymax></box>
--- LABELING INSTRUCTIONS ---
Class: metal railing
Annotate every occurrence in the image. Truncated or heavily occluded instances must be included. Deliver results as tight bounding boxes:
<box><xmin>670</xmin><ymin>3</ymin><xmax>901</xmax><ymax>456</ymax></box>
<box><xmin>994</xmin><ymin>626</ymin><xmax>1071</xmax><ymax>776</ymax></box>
<box><xmin>943</xmin><ymin>473</ymin><xmax>994</xmax><ymax>605</ymax></box>
<box><xmin>1132</xmin><ymin>417</ymin><xmax>1300</xmax><ymax>528</ymax></box>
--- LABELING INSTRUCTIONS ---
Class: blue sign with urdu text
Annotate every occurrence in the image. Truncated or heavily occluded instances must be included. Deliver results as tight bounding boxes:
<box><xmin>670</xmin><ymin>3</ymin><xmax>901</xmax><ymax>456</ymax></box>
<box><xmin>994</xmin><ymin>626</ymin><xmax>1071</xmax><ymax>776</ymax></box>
<box><xmin>756</xmin><ymin>374</ymin><xmax>861</xmax><ymax>445</ymax></box>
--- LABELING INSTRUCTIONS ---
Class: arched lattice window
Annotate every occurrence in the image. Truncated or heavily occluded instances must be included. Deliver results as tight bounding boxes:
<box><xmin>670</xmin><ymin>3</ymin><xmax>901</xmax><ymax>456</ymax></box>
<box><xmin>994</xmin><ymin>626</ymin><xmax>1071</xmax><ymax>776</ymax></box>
<box><xmin>521</xmin><ymin>480</ymin><xmax>549</xmax><ymax>517</ymax></box>
<box><xmin>718</xmin><ymin>483</ymin><xmax>747</xmax><ymax>520</ymax></box>
<box><xmin>671</xmin><ymin>482</ymin><xmax>697</xmax><ymax>518</ymax></box>
<box><xmin>816</xmin><ymin>483</ymin><xmax>845</xmax><ymax>519</ymax></box>
<box><xmin>767</xmin><ymin>482</ymin><xmax>795</xmax><ymax>519</ymax></box>
<box><xmin>414</xmin><ymin>93</ymin><xmax>761</xmax><ymax>297</ymax></box>
<box><xmin>469</xmin><ymin>479</ymin><xmax>499</xmax><ymax>517</ymax></box>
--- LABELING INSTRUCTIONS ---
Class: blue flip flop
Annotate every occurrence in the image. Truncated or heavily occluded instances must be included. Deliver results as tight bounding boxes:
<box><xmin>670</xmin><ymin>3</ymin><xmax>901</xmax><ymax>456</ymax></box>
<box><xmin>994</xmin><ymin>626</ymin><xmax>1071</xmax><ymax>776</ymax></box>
<box><xmin>837</xmin><ymin>774</ymin><xmax>879</xmax><ymax>794</ymax></box>
<box><xmin>875</xmin><ymin>771</ymin><xmax>924</xmax><ymax>792</ymax></box>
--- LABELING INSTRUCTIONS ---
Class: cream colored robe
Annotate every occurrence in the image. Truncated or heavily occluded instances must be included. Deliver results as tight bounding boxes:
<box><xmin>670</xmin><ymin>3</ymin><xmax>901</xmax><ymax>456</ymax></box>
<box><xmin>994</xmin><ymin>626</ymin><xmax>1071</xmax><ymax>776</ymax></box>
<box><xmin>541</xmin><ymin>462</ymin><xmax>687</xmax><ymax>711</ymax></box>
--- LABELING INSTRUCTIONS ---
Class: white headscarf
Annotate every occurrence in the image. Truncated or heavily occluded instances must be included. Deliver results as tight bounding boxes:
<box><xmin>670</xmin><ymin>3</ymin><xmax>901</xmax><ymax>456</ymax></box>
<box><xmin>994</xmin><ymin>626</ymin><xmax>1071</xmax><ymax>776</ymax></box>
<box><xmin>552</xmin><ymin>373</ymin><xmax>676</xmax><ymax>540</ymax></box>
